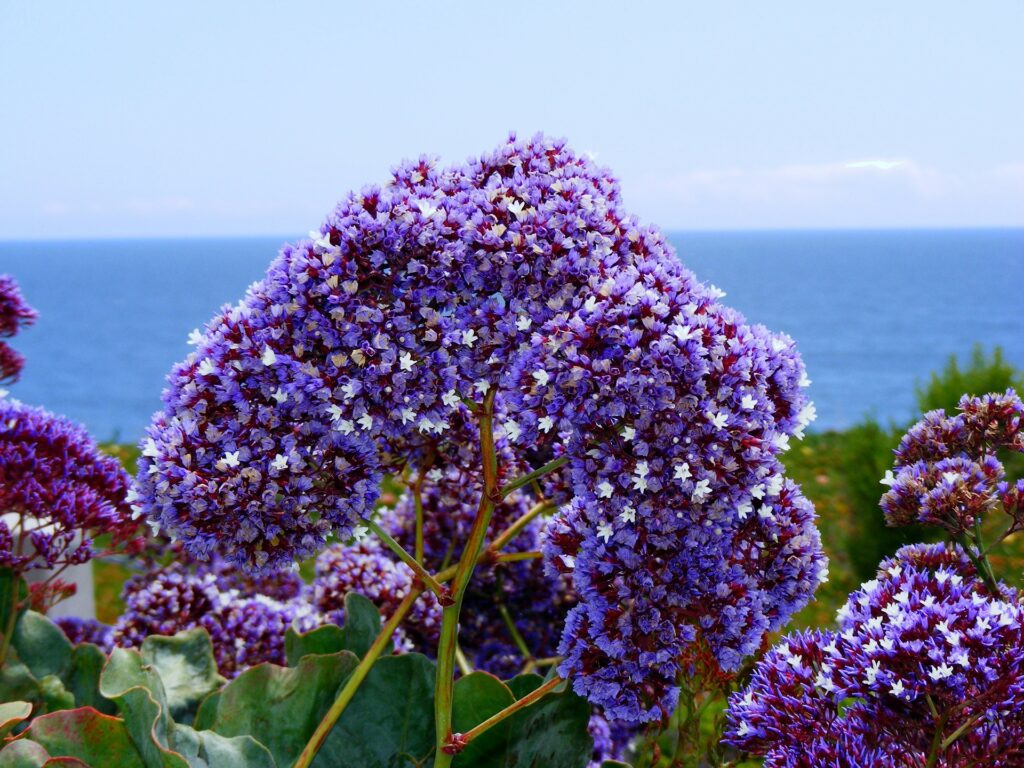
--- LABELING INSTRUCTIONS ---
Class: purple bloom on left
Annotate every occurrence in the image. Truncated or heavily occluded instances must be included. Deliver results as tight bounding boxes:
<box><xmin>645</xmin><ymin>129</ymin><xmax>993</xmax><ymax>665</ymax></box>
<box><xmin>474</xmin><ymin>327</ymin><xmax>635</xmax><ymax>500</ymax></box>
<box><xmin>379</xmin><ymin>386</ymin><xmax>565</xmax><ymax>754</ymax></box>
<box><xmin>0</xmin><ymin>274</ymin><xmax>37</xmax><ymax>383</ymax></box>
<box><xmin>0</xmin><ymin>399</ymin><xmax>140</xmax><ymax>573</ymax></box>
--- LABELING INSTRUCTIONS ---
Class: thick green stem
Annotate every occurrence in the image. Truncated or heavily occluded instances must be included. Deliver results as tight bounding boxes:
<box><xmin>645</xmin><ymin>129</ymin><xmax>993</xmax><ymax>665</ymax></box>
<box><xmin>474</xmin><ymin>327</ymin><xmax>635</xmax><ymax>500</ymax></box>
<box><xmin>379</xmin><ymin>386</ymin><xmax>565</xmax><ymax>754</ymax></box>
<box><xmin>434</xmin><ymin>390</ymin><xmax>498</xmax><ymax>768</ymax></box>
<box><xmin>955</xmin><ymin>532</ymin><xmax>1000</xmax><ymax>595</ymax></box>
<box><xmin>364</xmin><ymin>518</ymin><xmax>450</xmax><ymax>603</ymax></box>
<box><xmin>293</xmin><ymin>586</ymin><xmax>422</xmax><ymax>768</ymax></box>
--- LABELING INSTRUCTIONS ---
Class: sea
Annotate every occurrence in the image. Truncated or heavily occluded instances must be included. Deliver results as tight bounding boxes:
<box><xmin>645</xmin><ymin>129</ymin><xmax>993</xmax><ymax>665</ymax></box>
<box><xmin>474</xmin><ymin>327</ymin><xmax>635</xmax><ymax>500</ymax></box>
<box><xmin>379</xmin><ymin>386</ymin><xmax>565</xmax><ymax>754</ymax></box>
<box><xmin>1</xmin><ymin>229</ymin><xmax>1021</xmax><ymax>443</ymax></box>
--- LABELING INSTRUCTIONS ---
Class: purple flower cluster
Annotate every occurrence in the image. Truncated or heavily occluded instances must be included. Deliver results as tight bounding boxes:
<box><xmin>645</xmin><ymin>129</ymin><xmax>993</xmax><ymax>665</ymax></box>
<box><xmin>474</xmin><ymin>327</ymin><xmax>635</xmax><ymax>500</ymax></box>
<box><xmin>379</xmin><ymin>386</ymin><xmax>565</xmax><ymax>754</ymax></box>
<box><xmin>114</xmin><ymin>562</ymin><xmax>318</xmax><ymax>677</ymax></box>
<box><xmin>137</xmin><ymin>134</ymin><xmax>824</xmax><ymax>721</ymax></box>
<box><xmin>0</xmin><ymin>274</ymin><xmax>36</xmax><ymax>384</ymax></box>
<box><xmin>312</xmin><ymin>536</ymin><xmax>442</xmax><ymax>651</ymax></box>
<box><xmin>725</xmin><ymin>543</ymin><xmax>1024</xmax><ymax>766</ymax></box>
<box><xmin>0</xmin><ymin>399</ymin><xmax>140</xmax><ymax>573</ymax></box>
<box><xmin>55</xmin><ymin>616</ymin><xmax>115</xmax><ymax>653</ymax></box>
<box><xmin>881</xmin><ymin>391</ymin><xmax>1024</xmax><ymax>536</ymax></box>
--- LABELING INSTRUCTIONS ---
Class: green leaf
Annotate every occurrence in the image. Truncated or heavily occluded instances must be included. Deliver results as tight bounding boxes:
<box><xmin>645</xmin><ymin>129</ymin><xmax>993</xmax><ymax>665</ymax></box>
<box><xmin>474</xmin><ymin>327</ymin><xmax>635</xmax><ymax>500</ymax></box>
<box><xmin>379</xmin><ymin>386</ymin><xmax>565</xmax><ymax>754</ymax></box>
<box><xmin>0</xmin><ymin>701</ymin><xmax>32</xmax><ymax>739</ymax></box>
<box><xmin>284</xmin><ymin>593</ymin><xmax>382</xmax><ymax>666</ymax></box>
<box><xmin>315</xmin><ymin>653</ymin><xmax>436</xmax><ymax>768</ymax></box>
<box><xmin>98</xmin><ymin>648</ymin><xmax>187</xmax><ymax>768</ymax></box>
<box><xmin>449</xmin><ymin>674</ymin><xmax>592</xmax><ymax>768</ymax></box>
<box><xmin>601</xmin><ymin>762</ymin><xmax>633</xmax><ymax>768</ymax></box>
<box><xmin>37</xmin><ymin>677</ymin><xmax>74</xmax><ymax>714</ymax></box>
<box><xmin>284</xmin><ymin>625</ymin><xmax>346</xmax><ymax>666</ymax></box>
<box><xmin>173</xmin><ymin>726</ymin><xmax>276</xmax><ymax>768</ymax></box>
<box><xmin>140</xmin><ymin>630</ymin><xmax>225</xmax><ymax>726</ymax></box>
<box><xmin>197</xmin><ymin>651</ymin><xmax>359</xmax><ymax>768</ymax></box>
<box><xmin>63</xmin><ymin>645</ymin><xmax>116</xmax><ymax>716</ymax></box>
<box><xmin>0</xmin><ymin>739</ymin><xmax>51</xmax><ymax>768</ymax></box>
<box><xmin>19</xmin><ymin>707</ymin><xmax>147</xmax><ymax>768</ymax></box>
<box><xmin>0</xmin><ymin>653</ymin><xmax>41</xmax><ymax>710</ymax></box>
<box><xmin>11</xmin><ymin>613</ymin><xmax>71</xmax><ymax>681</ymax></box>
<box><xmin>451</xmin><ymin>673</ymin><xmax>515</xmax><ymax>768</ymax></box>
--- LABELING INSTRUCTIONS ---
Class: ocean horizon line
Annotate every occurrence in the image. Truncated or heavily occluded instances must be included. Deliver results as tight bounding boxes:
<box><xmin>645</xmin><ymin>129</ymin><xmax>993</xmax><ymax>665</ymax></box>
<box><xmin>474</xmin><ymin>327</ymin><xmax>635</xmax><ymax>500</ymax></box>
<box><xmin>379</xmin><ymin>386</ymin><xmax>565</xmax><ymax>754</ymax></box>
<box><xmin>2</xmin><ymin>224</ymin><xmax>1023</xmax><ymax>246</ymax></box>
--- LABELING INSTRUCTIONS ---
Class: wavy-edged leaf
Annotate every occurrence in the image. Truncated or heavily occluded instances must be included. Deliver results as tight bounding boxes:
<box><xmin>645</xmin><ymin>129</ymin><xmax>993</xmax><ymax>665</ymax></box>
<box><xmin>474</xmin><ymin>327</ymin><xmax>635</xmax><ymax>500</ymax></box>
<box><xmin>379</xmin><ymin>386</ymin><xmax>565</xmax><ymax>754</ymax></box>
<box><xmin>11</xmin><ymin>614</ymin><xmax>71</xmax><ymax>681</ymax></box>
<box><xmin>63</xmin><ymin>645</ymin><xmax>115</xmax><ymax>716</ymax></box>
<box><xmin>140</xmin><ymin>630</ymin><xmax>224</xmax><ymax>726</ymax></box>
<box><xmin>285</xmin><ymin>593</ymin><xmax>382</xmax><ymax>666</ymax></box>
<box><xmin>197</xmin><ymin>651</ymin><xmax>358</xmax><ymax>768</ymax></box>
<box><xmin>17</xmin><ymin>707</ymin><xmax>147</xmax><ymax>768</ymax></box>
<box><xmin>0</xmin><ymin>739</ymin><xmax>51</xmax><ymax>767</ymax></box>
<box><xmin>0</xmin><ymin>701</ymin><xmax>32</xmax><ymax>739</ymax></box>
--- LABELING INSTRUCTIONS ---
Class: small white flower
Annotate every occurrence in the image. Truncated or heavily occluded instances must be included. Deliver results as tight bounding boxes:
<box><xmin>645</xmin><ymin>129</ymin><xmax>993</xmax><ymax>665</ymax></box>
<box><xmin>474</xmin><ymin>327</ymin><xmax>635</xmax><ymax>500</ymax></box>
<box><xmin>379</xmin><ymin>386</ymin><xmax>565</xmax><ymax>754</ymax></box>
<box><xmin>929</xmin><ymin>663</ymin><xmax>954</xmax><ymax>681</ymax></box>
<box><xmin>740</xmin><ymin>394</ymin><xmax>757</xmax><ymax>410</ymax></box>
<box><xmin>357</xmin><ymin>413</ymin><xmax>374</xmax><ymax>431</ymax></box>
<box><xmin>399</xmin><ymin>352</ymin><xmax>416</xmax><ymax>372</ymax></box>
<box><xmin>309</xmin><ymin>229</ymin><xmax>333</xmax><ymax>250</ymax></box>
<box><xmin>516</xmin><ymin>315</ymin><xmax>532</xmax><ymax>331</ymax></box>
<box><xmin>706</xmin><ymin>410</ymin><xmax>728</xmax><ymax>430</ymax></box>
<box><xmin>196</xmin><ymin>358</ymin><xmax>215</xmax><ymax>376</ymax></box>
<box><xmin>671</xmin><ymin>323</ymin><xmax>698</xmax><ymax>342</ymax></box>
<box><xmin>597</xmin><ymin>481</ymin><xmax>614</xmax><ymax>499</ymax></box>
<box><xmin>271</xmin><ymin>454</ymin><xmax>288</xmax><ymax>472</ymax></box>
<box><xmin>597</xmin><ymin>522</ymin><xmax>613</xmax><ymax>542</ymax></box>
<box><xmin>415</xmin><ymin>199</ymin><xmax>438</xmax><ymax>219</ymax></box>
<box><xmin>271</xmin><ymin>388</ymin><xmax>287</xmax><ymax>404</ymax></box>
<box><xmin>219</xmin><ymin>451</ymin><xmax>241</xmax><ymax>470</ymax></box>
<box><xmin>261</xmin><ymin>346</ymin><xmax>277</xmax><ymax>366</ymax></box>
<box><xmin>538</xmin><ymin>416</ymin><xmax>554</xmax><ymax>433</ymax></box>
<box><xmin>890</xmin><ymin>679</ymin><xmax>905</xmax><ymax>697</ymax></box>
<box><xmin>532</xmin><ymin>369</ymin><xmax>550</xmax><ymax>387</ymax></box>
<box><xmin>736</xmin><ymin>720</ymin><xmax>751</xmax><ymax>738</ymax></box>
<box><xmin>351</xmin><ymin>524</ymin><xmax>370</xmax><ymax>542</ymax></box>
<box><xmin>442</xmin><ymin>389</ymin><xmax>461</xmax><ymax>408</ymax></box>
<box><xmin>619</xmin><ymin>506</ymin><xmax>636</xmax><ymax>524</ymax></box>
<box><xmin>187</xmin><ymin>329</ymin><xmax>203</xmax><ymax>346</ymax></box>
<box><xmin>341</xmin><ymin>382</ymin><xmax>357</xmax><ymax>400</ymax></box>
<box><xmin>673</xmin><ymin>463</ymin><xmax>691</xmax><ymax>483</ymax></box>
<box><xmin>621</xmin><ymin>426</ymin><xmax>636</xmax><ymax>441</ymax></box>
<box><xmin>505</xmin><ymin>420</ymin><xmax>522</xmax><ymax>442</ymax></box>
<box><xmin>507</xmin><ymin>199</ymin><xmax>527</xmax><ymax>220</ymax></box>
<box><xmin>880</xmin><ymin>470</ymin><xmax>896</xmax><ymax>487</ymax></box>
<box><xmin>142</xmin><ymin>438</ymin><xmax>159</xmax><ymax>458</ymax></box>
<box><xmin>474</xmin><ymin>380</ymin><xmax>490</xmax><ymax>395</ymax></box>
<box><xmin>400</xmin><ymin>408</ymin><xmax>417</xmax><ymax>425</ymax></box>
<box><xmin>691</xmin><ymin>479</ymin><xmax>711</xmax><ymax>502</ymax></box>
<box><xmin>462</xmin><ymin>329</ymin><xmax>478</xmax><ymax>348</ymax></box>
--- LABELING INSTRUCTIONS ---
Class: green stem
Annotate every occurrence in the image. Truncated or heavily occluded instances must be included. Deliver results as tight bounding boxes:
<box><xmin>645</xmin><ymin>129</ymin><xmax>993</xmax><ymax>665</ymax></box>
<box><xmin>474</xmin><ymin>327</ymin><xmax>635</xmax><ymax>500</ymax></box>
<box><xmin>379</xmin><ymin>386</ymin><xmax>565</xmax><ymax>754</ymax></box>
<box><xmin>955</xmin><ymin>533</ymin><xmax>1000</xmax><ymax>595</ymax></box>
<box><xmin>497</xmin><ymin>602</ymin><xmax>533</xmax><ymax>661</ymax></box>
<box><xmin>434</xmin><ymin>390</ymin><xmax>498</xmax><ymax>768</ymax></box>
<box><xmin>492</xmin><ymin>550</ymin><xmax>542</xmax><ymax>564</ymax></box>
<box><xmin>498</xmin><ymin>456</ymin><xmax>568</xmax><ymax>499</ymax></box>
<box><xmin>293</xmin><ymin>586</ymin><xmax>422</xmax><ymax>768</ymax></box>
<box><xmin>364</xmin><ymin>518</ymin><xmax>450</xmax><ymax>603</ymax></box>
<box><xmin>487</xmin><ymin>500</ymin><xmax>554</xmax><ymax>554</ymax></box>
<box><xmin>448</xmin><ymin>677</ymin><xmax>563</xmax><ymax>753</ymax></box>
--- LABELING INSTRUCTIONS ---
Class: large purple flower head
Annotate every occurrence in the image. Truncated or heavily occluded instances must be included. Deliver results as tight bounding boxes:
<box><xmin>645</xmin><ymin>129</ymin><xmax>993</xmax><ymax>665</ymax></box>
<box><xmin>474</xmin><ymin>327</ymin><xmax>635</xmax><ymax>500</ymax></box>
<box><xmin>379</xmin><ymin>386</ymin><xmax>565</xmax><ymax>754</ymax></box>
<box><xmin>881</xmin><ymin>390</ymin><xmax>1024</xmax><ymax>536</ymax></box>
<box><xmin>135</xmin><ymin>134</ymin><xmax>822</xmax><ymax>721</ymax></box>
<box><xmin>114</xmin><ymin>562</ymin><xmax>319</xmax><ymax>677</ymax></box>
<box><xmin>726</xmin><ymin>543</ymin><xmax>1024</xmax><ymax>766</ymax></box>
<box><xmin>0</xmin><ymin>274</ymin><xmax>36</xmax><ymax>383</ymax></box>
<box><xmin>0</xmin><ymin>399</ymin><xmax>140</xmax><ymax>574</ymax></box>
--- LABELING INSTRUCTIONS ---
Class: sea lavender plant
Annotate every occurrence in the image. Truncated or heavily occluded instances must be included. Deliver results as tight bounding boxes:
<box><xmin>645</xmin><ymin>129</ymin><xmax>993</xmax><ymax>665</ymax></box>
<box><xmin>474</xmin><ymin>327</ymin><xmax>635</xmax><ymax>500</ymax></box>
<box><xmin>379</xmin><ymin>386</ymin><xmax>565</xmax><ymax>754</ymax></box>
<box><xmin>0</xmin><ymin>274</ymin><xmax>36</xmax><ymax>384</ymax></box>
<box><xmin>54</xmin><ymin>616</ymin><xmax>115</xmax><ymax>653</ymax></box>
<box><xmin>135</xmin><ymin>134</ymin><xmax>824</xmax><ymax>765</ymax></box>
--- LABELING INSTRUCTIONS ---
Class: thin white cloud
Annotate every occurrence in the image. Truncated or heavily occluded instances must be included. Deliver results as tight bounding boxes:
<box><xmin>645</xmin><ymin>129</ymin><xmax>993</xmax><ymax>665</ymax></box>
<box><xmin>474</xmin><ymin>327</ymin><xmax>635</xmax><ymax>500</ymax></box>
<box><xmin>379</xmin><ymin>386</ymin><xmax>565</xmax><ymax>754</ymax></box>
<box><xmin>844</xmin><ymin>159</ymin><xmax>908</xmax><ymax>171</ymax></box>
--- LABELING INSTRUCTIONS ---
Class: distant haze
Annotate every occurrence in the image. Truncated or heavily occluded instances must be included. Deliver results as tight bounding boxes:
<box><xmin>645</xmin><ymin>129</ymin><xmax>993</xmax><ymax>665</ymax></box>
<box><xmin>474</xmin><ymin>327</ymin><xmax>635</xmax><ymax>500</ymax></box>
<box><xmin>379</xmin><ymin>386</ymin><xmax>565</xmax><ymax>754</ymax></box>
<box><xmin>1</xmin><ymin>1</ymin><xmax>1022</xmax><ymax>239</ymax></box>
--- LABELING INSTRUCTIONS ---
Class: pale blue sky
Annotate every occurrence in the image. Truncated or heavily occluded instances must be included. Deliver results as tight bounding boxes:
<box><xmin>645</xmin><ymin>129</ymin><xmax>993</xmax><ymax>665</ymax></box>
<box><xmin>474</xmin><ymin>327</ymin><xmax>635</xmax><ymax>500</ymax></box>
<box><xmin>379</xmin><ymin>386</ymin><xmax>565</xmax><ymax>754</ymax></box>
<box><xmin>1</xmin><ymin>1</ymin><xmax>1021</xmax><ymax>239</ymax></box>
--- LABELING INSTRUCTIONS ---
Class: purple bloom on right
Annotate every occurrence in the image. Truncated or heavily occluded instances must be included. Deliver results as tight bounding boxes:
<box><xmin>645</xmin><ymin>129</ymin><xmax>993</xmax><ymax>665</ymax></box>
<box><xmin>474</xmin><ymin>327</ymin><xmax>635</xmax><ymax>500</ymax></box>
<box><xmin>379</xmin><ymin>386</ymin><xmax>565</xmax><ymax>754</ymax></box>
<box><xmin>881</xmin><ymin>390</ymin><xmax>1024</xmax><ymax>536</ymax></box>
<box><xmin>0</xmin><ymin>274</ymin><xmax>37</xmax><ymax>383</ymax></box>
<box><xmin>725</xmin><ymin>543</ymin><xmax>1024</xmax><ymax>766</ymax></box>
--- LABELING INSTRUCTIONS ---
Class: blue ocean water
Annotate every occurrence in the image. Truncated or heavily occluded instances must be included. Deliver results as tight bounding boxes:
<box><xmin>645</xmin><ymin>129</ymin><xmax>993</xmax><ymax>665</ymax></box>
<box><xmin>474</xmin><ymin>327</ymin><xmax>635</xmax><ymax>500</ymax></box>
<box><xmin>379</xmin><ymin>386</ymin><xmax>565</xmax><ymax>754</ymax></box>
<box><xmin>1</xmin><ymin>229</ymin><xmax>1021</xmax><ymax>441</ymax></box>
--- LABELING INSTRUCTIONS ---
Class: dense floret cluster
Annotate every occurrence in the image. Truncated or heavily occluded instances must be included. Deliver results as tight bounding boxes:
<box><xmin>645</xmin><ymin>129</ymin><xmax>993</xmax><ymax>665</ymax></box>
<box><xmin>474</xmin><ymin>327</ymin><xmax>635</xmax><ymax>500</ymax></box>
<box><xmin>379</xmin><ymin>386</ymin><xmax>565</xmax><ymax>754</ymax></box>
<box><xmin>0</xmin><ymin>274</ymin><xmax>36</xmax><ymax>383</ymax></box>
<box><xmin>136</xmin><ymin>134</ymin><xmax>824</xmax><ymax>722</ymax></box>
<box><xmin>0</xmin><ymin>399</ymin><xmax>139</xmax><ymax>573</ymax></box>
<box><xmin>55</xmin><ymin>616</ymin><xmax>115</xmax><ymax>653</ymax></box>
<box><xmin>114</xmin><ymin>562</ymin><xmax>318</xmax><ymax>677</ymax></box>
<box><xmin>881</xmin><ymin>390</ymin><xmax>1024</xmax><ymax>535</ymax></box>
<box><xmin>725</xmin><ymin>543</ymin><xmax>1024</xmax><ymax>766</ymax></box>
